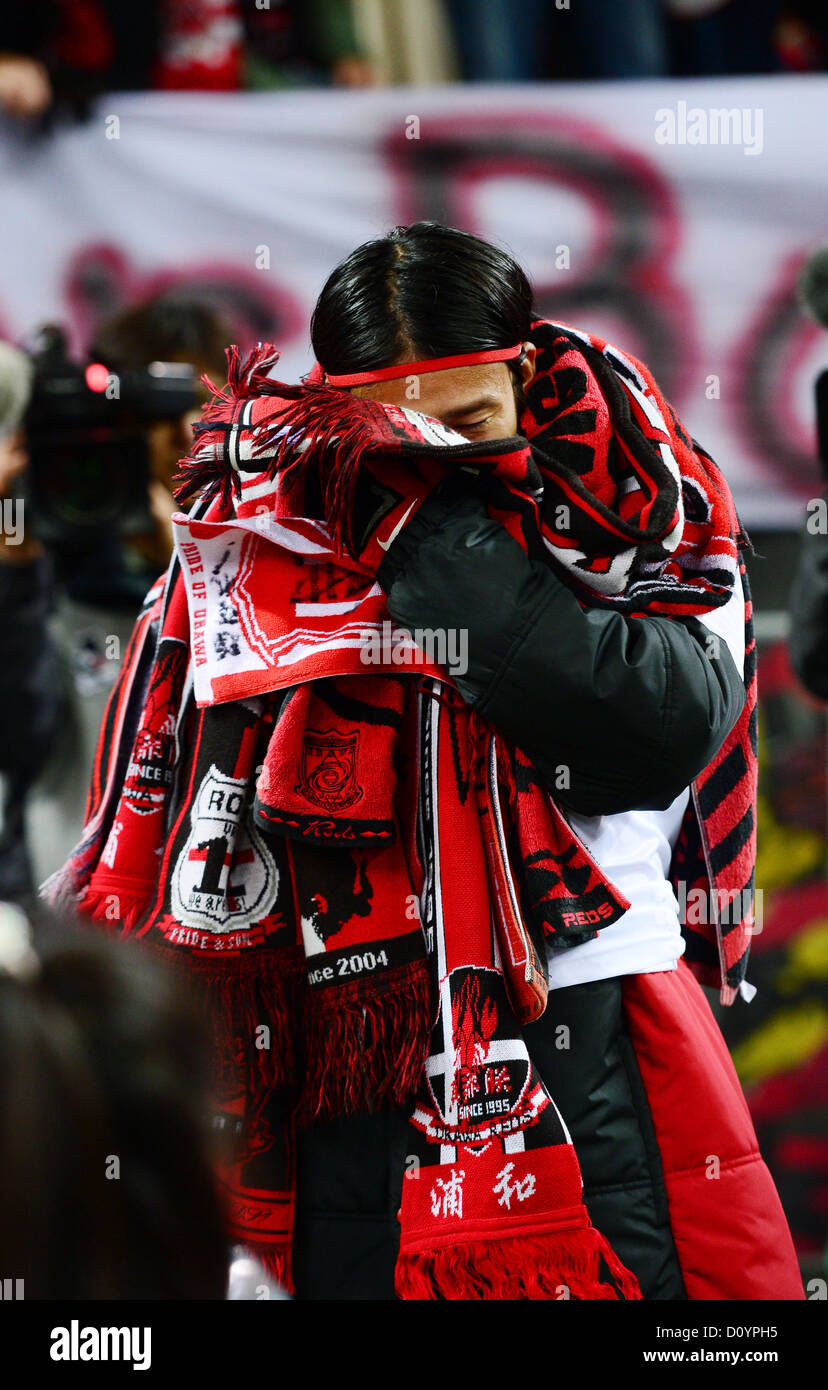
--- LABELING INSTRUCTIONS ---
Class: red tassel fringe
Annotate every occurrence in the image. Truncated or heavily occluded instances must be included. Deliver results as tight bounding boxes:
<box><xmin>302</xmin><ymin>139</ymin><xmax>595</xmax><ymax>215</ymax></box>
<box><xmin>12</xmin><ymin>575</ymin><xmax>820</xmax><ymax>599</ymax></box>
<box><xmin>143</xmin><ymin>942</ymin><xmax>305</xmax><ymax>1097</ymax></box>
<box><xmin>240</xmin><ymin>1241</ymin><xmax>293</xmax><ymax>1298</ymax></box>
<box><xmin>395</xmin><ymin>1227</ymin><xmax>642</xmax><ymax>1301</ymax></box>
<box><xmin>79</xmin><ymin>883</ymin><xmax>155</xmax><ymax>933</ymax></box>
<box><xmin>253</xmin><ymin>382</ymin><xmax>393</xmax><ymax>558</ymax></box>
<box><xmin>297</xmin><ymin>961</ymin><xmax>431</xmax><ymax>1124</ymax></box>
<box><xmin>172</xmin><ymin>339</ymin><xmax>395</xmax><ymax>558</ymax></box>
<box><xmin>76</xmin><ymin>879</ymin><xmax>430</xmax><ymax>1121</ymax></box>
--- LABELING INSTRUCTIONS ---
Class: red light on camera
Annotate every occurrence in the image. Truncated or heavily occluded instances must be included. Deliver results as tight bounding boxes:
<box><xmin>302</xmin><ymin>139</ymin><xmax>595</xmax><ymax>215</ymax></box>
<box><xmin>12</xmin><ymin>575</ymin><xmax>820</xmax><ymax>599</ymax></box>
<box><xmin>85</xmin><ymin>363</ymin><xmax>109</xmax><ymax>393</ymax></box>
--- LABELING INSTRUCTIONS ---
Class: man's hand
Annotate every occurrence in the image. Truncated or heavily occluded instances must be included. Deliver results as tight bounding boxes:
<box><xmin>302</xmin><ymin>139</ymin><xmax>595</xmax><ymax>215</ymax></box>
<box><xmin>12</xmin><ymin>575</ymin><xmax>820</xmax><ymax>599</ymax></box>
<box><xmin>331</xmin><ymin>55</ymin><xmax>378</xmax><ymax>88</ymax></box>
<box><xmin>148</xmin><ymin>479</ymin><xmax>177</xmax><ymax>551</ymax></box>
<box><xmin>375</xmin><ymin>474</ymin><xmax>746</xmax><ymax>816</ymax></box>
<box><xmin>0</xmin><ymin>429</ymin><xmax>41</xmax><ymax>562</ymax></box>
<box><xmin>0</xmin><ymin>55</ymin><xmax>52</xmax><ymax>117</ymax></box>
<box><xmin>0</xmin><ymin>428</ymin><xmax>28</xmax><ymax>498</ymax></box>
<box><xmin>376</xmin><ymin>474</ymin><xmax>489</xmax><ymax>596</ymax></box>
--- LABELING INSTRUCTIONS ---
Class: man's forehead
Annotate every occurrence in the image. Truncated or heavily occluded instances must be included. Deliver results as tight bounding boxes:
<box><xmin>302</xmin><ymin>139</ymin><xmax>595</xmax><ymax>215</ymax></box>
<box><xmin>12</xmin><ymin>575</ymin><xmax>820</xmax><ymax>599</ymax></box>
<box><xmin>353</xmin><ymin>360</ymin><xmax>511</xmax><ymax>415</ymax></box>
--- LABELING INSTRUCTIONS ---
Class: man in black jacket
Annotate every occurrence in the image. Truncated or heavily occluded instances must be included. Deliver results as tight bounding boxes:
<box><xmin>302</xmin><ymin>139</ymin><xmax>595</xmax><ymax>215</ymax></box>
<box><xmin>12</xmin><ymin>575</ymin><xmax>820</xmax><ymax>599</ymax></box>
<box><xmin>286</xmin><ymin>223</ymin><xmax>802</xmax><ymax>1300</ymax></box>
<box><xmin>54</xmin><ymin>222</ymin><xmax>802</xmax><ymax>1298</ymax></box>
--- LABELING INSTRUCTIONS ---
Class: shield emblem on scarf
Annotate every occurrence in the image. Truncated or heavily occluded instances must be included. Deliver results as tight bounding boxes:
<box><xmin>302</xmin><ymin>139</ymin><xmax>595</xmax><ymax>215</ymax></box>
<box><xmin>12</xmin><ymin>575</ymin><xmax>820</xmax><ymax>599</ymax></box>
<box><xmin>296</xmin><ymin>729</ymin><xmax>361</xmax><ymax>811</ymax></box>
<box><xmin>171</xmin><ymin>765</ymin><xmax>278</xmax><ymax>932</ymax></box>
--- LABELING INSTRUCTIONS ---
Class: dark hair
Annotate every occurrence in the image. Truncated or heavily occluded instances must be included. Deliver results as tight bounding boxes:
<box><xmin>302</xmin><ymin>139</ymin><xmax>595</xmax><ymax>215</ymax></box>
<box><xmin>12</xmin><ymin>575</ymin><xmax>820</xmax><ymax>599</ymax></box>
<box><xmin>311</xmin><ymin>223</ymin><xmax>535</xmax><ymax>399</ymax></box>
<box><xmin>90</xmin><ymin>296</ymin><xmax>231</xmax><ymax>378</ymax></box>
<box><xmin>0</xmin><ymin>902</ymin><xmax>229</xmax><ymax>1299</ymax></box>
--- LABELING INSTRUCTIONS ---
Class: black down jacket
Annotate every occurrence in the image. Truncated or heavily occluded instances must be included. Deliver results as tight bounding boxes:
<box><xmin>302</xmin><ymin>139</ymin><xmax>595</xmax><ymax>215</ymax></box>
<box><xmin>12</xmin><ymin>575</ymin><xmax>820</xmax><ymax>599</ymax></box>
<box><xmin>377</xmin><ymin>487</ymin><xmax>745</xmax><ymax>816</ymax></box>
<box><xmin>290</xmin><ymin>484</ymin><xmax>746</xmax><ymax>1299</ymax></box>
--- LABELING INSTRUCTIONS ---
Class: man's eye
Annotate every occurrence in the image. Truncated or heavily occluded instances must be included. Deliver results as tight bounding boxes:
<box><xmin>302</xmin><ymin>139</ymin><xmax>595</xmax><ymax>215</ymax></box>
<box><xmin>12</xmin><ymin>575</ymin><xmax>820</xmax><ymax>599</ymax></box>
<box><xmin>459</xmin><ymin>419</ymin><xmax>489</xmax><ymax>432</ymax></box>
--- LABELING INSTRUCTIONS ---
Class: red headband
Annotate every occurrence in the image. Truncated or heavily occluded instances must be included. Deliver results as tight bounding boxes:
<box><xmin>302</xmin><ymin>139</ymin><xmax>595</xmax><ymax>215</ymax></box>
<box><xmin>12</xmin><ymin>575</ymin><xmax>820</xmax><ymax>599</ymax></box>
<box><xmin>323</xmin><ymin>343</ymin><xmax>524</xmax><ymax>388</ymax></box>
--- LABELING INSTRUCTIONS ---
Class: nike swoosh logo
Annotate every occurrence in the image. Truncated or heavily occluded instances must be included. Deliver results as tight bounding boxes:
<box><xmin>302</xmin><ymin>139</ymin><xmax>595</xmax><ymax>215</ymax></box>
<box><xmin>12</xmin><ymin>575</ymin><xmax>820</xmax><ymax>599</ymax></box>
<box><xmin>377</xmin><ymin>499</ymin><xmax>418</xmax><ymax>550</ymax></box>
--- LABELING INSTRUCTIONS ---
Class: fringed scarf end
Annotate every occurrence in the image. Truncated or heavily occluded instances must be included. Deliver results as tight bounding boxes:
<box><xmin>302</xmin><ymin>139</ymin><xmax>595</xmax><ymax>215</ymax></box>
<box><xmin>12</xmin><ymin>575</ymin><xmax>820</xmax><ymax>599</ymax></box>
<box><xmin>297</xmin><ymin>959</ymin><xmax>430</xmax><ymax>1124</ymax></box>
<box><xmin>146</xmin><ymin>943</ymin><xmax>305</xmax><ymax>1094</ymax></box>
<box><xmin>173</xmin><ymin>340</ymin><xmax>286</xmax><ymax>505</ymax></box>
<box><xmin>239</xmin><ymin>1241</ymin><xmax>293</xmax><ymax>1297</ymax></box>
<box><xmin>253</xmin><ymin>383</ymin><xmax>393</xmax><ymax>557</ymax></box>
<box><xmin>78</xmin><ymin>883</ymin><xmax>149</xmax><ymax>933</ymax></box>
<box><xmin>395</xmin><ymin>1225</ymin><xmax>642</xmax><ymax>1301</ymax></box>
<box><xmin>173</xmin><ymin>339</ymin><xmax>390</xmax><ymax>556</ymax></box>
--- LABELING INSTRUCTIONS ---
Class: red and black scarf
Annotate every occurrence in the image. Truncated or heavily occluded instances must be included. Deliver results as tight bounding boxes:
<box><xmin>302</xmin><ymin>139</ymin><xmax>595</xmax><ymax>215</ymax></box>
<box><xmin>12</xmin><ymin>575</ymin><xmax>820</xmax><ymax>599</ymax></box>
<box><xmin>46</xmin><ymin>320</ymin><xmax>757</xmax><ymax>1297</ymax></box>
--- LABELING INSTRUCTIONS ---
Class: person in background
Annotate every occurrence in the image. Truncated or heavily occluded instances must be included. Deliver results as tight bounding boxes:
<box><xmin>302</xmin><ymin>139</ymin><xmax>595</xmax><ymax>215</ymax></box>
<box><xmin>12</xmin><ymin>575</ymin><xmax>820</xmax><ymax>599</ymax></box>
<box><xmin>787</xmin><ymin>248</ymin><xmax>828</xmax><ymax>697</ymax></box>
<box><xmin>240</xmin><ymin>0</ymin><xmax>376</xmax><ymax>90</ymax></box>
<box><xmin>442</xmin><ymin>0</ymin><xmax>668</xmax><ymax>82</ymax></box>
<box><xmin>665</xmin><ymin>0</ymin><xmax>783</xmax><ymax>77</ymax></box>
<box><xmin>0</xmin><ymin>0</ymin><xmax>374</xmax><ymax>125</ymax></box>
<box><xmin>341</xmin><ymin>0</ymin><xmax>457</xmax><ymax>86</ymax></box>
<box><xmin>0</xmin><ymin>343</ymin><xmax>64</xmax><ymax>904</ymax></box>
<box><xmin>89</xmin><ymin>295</ymin><xmax>232</xmax><ymax>575</ymax></box>
<box><xmin>37</xmin><ymin>296</ymin><xmax>231</xmax><ymax>612</ymax></box>
<box><xmin>0</xmin><ymin>897</ymin><xmax>284</xmax><ymax>1298</ymax></box>
<box><xmin>566</xmin><ymin>0</ymin><xmax>782</xmax><ymax>81</ymax></box>
<box><xmin>443</xmin><ymin>0</ymin><xmax>550</xmax><ymax>82</ymax></box>
<box><xmin>443</xmin><ymin>0</ymin><xmax>788</xmax><ymax>83</ymax></box>
<box><xmin>774</xmin><ymin>0</ymin><xmax>828</xmax><ymax>70</ymax></box>
<box><xmin>788</xmin><ymin>504</ymin><xmax>828</xmax><ymax>700</ymax></box>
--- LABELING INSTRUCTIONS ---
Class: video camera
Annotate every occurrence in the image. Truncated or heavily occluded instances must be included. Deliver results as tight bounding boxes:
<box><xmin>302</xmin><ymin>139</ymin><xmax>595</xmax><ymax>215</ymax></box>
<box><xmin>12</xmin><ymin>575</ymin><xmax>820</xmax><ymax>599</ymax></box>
<box><xmin>22</xmin><ymin>325</ymin><xmax>199</xmax><ymax>545</ymax></box>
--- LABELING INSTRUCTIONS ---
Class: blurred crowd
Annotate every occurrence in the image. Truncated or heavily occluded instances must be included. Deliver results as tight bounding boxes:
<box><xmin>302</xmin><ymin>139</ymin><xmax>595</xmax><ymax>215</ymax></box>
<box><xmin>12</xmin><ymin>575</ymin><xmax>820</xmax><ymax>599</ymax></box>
<box><xmin>0</xmin><ymin>0</ymin><xmax>825</xmax><ymax>124</ymax></box>
<box><xmin>0</xmin><ymin>294</ymin><xmax>292</xmax><ymax>1299</ymax></box>
<box><xmin>0</xmin><ymin>297</ymin><xmax>232</xmax><ymax>902</ymax></box>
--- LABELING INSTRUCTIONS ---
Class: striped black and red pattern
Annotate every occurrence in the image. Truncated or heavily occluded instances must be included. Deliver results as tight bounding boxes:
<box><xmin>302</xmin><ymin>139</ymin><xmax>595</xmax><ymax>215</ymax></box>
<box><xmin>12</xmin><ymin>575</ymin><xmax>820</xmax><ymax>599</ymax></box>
<box><xmin>673</xmin><ymin>556</ymin><xmax>758</xmax><ymax>1003</ymax></box>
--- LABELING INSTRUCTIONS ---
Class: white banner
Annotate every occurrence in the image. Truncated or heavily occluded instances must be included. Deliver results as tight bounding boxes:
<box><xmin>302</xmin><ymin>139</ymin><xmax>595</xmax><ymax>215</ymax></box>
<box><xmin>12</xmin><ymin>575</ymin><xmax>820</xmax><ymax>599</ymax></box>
<box><xmin>1</xmin><ymin>76</ymin><xmax>826</xmax><ymax>527</ymax></box>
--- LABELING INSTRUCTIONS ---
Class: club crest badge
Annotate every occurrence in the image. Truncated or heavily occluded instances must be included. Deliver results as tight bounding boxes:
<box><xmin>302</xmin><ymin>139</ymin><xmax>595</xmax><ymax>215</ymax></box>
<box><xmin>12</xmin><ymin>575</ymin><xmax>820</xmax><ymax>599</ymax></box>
<box><xmin>418</xmin><ymin>968</ymin><xmax>539</xmax><ymax>1146</ymax></box>
<box><xmin>123</xmin><ymin>723</ymin><xmax>176</xmax><ymax>815</ymax></box>
<box><xmin>123</xmin><ymin>643</ymin><xmax>186</xmax><ymax>815</ymax></box>
<box><xmin>295</xmin><ymin>728</ymin><xmax>361</xmax><ymax>811</ymax></box>
<box><xmin>172</xmin><ymin>764</ymin><xmax>278</xmax><ymax>931</ymax></box>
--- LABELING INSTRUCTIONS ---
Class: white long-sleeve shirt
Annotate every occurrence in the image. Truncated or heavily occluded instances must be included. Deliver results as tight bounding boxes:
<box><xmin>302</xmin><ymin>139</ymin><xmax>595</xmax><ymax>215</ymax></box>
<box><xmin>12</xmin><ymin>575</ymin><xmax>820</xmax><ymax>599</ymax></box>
<box><xmin>545</xmin><ymin>569</ymin><xmax>746</xmax><ymax>989</ymax></box>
